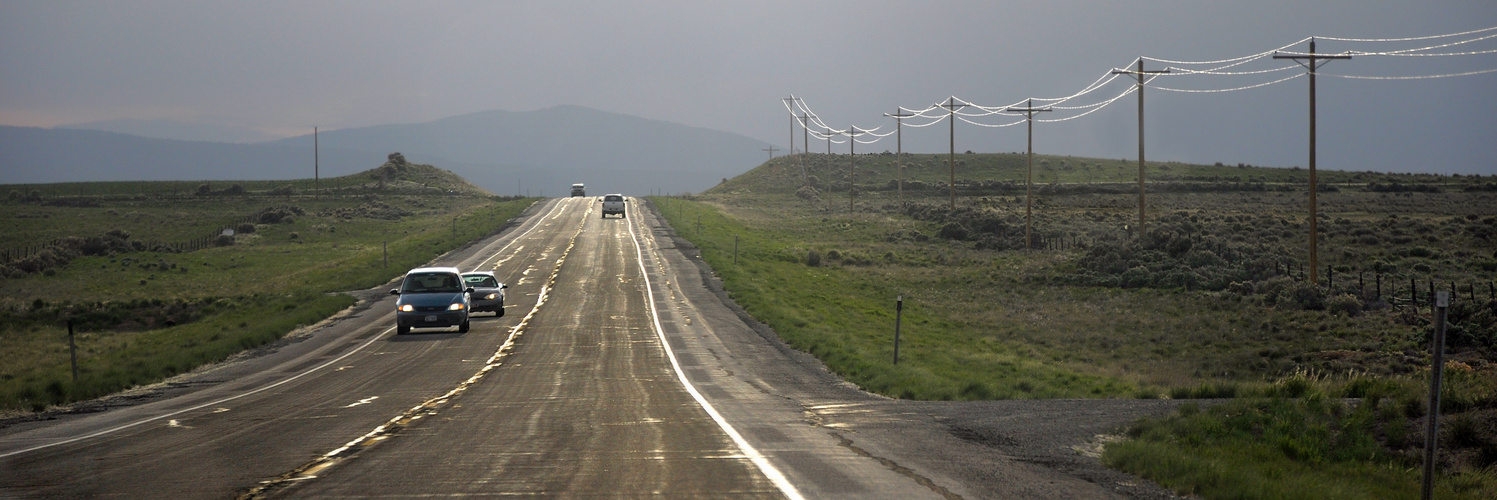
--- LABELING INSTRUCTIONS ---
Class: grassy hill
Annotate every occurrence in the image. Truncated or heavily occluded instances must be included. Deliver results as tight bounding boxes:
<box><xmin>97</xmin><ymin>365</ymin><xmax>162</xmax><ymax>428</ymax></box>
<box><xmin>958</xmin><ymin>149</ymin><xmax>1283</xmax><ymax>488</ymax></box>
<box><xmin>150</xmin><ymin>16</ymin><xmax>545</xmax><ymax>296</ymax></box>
<box><xmin>657</xmin><ymin>152</ymin><xmax>1497</xmax><ymax>498</ymax></box>
<box><xmin>0</xmin><ymin>157</ymin><xmax>533</xmax><ymax>414</ymax></box>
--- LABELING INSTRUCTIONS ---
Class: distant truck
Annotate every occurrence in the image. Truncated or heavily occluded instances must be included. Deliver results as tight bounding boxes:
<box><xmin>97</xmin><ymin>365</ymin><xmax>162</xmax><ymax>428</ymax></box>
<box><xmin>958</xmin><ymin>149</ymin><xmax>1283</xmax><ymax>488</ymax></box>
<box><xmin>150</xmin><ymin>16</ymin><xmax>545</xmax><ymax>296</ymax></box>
<box><xmin>600</xmin><ymin>194</ymin><xmax>626</xmax><ymax>219</ymax></box>
<box><xmin>571</xmin><ymin>184</ymin><xmax>586</xmax><ymax>197</ymax></box>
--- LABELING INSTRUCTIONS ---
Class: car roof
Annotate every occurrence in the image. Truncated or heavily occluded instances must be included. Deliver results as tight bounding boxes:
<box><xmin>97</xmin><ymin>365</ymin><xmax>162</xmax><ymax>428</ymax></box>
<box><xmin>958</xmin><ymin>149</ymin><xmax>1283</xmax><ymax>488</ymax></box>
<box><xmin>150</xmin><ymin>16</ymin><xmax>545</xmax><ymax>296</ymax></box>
<box><xmin>406</xmin><ymin>266</ymin><xmax>461</xmax><ymax>275</ymax></box>
<box><xmin>605</xmin><ymin>193</ymin><xmax>624</xmax><ymax>197</ymax></box>
<box><xmin>460</xmin><ymin>271</ymin><xmax>497</xmax><ymax>277</ymax></box>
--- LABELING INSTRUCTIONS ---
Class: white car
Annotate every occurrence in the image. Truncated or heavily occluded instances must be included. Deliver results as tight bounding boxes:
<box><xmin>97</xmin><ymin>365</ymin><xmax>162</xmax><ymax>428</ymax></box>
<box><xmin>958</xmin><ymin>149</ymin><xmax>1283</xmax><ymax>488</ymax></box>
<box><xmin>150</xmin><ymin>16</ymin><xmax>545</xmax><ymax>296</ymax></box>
<box><xmin>601</xmin><ymin>194</ymin><xmax>626</xmax><ymax>218</ymax></box>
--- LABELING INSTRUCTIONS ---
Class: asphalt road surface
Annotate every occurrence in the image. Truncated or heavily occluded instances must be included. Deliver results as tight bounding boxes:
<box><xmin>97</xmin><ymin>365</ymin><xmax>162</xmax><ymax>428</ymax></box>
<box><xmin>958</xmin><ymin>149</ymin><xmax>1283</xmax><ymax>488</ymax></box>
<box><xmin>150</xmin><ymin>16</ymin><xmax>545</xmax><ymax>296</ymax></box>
<box><xmin>0</xmin><ymin>197</ymin><xmax>1187</xmax><ymax>499</ymax></box>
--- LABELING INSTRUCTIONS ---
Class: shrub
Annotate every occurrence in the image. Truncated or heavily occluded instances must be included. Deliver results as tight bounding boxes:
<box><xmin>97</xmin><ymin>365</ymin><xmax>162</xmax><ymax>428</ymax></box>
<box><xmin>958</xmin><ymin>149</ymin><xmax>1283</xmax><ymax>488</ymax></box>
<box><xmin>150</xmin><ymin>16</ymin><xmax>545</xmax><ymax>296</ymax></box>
<box><xmin>937</xmin><ymin>222</ymin><xmax>969</xmax><ymax>241</ymax></box>
<box><xmin>1278</xmin><ymin>282</ymin><xmax>1326</xmax><ymax>311</ymax></box>
<box><xmin>235</xmin><ymin>223</ymin><xmax>256</xmax><ymax>234</ymax></box>
<box><xmin>1326</xmin><ymin>294</ymin><xmax>1362</xmax><ymax>317</ymax></box>
<box><xmin>807</xmin><ymin>249</ymin><xmax>821</xmax><ymax>267</ymax></box>
<box><xmin>214</xmin><ymin>234</ymin><xmax>235</xmax><ymax>247</ymax></box>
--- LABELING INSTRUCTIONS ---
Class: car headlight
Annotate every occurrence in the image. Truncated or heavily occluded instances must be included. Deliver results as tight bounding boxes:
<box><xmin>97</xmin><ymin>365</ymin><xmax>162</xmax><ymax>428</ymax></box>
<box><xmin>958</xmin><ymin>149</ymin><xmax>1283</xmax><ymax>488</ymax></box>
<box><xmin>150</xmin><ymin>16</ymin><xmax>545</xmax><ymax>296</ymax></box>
<box><xmin>484</xmin><ymin>293</ymin><xmax>498</xmax><ymax>300</ymax></box>
<box><xmin>399</xmin><ymin>304</ymin><xmax>414</xmax><ymax>312</ymax></box>
<box><xmin>448</xmin><ymin>302</ymin><xmax>466</xmax><ymax>311</ymax></box>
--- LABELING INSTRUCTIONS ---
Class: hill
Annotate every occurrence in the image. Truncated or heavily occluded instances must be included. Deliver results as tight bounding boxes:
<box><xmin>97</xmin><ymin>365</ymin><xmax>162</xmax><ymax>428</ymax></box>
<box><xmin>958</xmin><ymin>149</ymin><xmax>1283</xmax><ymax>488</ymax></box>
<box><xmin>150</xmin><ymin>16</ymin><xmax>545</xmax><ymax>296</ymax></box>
<box><xmin>8</xmin><ymin>106</ymin><xmax>774</xmax><ymax>196</ymax></box>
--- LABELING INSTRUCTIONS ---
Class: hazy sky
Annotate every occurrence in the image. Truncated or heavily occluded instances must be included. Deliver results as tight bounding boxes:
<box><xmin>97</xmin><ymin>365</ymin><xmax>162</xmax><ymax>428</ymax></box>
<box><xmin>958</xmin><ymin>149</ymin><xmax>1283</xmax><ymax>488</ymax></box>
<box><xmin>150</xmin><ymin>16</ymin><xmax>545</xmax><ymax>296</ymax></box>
<box><xmin>3</xmin><ymin>1</ymin><xmax>1495</xmax><ymax>175</ymax></box>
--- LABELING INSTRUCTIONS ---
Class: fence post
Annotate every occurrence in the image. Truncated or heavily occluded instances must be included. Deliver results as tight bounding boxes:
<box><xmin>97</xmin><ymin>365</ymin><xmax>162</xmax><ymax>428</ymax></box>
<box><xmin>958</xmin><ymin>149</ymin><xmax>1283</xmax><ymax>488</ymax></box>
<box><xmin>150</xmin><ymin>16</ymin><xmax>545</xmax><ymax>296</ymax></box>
<box><xmin>733</xmin><ymin>235</ymin><xmax>739</xmax><ymax>265</ymax></box>
<box><xmin>894</xmin><ymin>295</ymin><xmax>903</xmax><ymax>365</ymax></box>
<box><xmin>1422</xmin><ymin>290</ymin><xmax>1450</xmax><ymax>500</ymax></box>
<box><xmin>1411</xmin><ymin>277</ymin><xmax>1418</xmax><ymax>309</ymax></box>
<box><xmin>68</xmin><ymin>320</ymin><xmax>78</xmax><ymax>383</ymax></box>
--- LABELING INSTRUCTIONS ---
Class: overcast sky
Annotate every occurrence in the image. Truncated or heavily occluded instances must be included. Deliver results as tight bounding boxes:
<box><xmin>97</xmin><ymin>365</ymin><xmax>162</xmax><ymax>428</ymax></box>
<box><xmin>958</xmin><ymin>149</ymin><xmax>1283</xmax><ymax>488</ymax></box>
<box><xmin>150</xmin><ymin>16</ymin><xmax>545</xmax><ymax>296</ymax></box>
<box><xmin>3</xmin><ymin>1</ymin><xmax>1495</xmax><ymax>175</ymax></box>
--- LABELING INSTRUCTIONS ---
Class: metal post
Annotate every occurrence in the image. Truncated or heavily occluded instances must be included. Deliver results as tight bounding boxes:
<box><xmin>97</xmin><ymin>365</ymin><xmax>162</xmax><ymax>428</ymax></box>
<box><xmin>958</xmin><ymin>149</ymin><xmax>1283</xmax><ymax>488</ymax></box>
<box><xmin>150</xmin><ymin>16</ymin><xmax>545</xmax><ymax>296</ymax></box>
<box><xmin>68</xmin><ymin>320</ymin><xmax>78</xmax><ymax>383</ymax></box>
<box><xmin>894</xmin><ymin>295</ymin><xmax>903</xmax><ymax>365</ymax></box>
<box><xmin>383</xmin><ymin>241</ymin><xmax>388</xmax><ymax>268</ymax></box>
<box><xmin>733</xmin><ymin>235</ymin><xmax>738</xmax><ymax>265</ymax></box>
<box><xmin>1422</xmin><ymin>291</ymin><xmax>1449</xmax><ymax>500</ymax></box>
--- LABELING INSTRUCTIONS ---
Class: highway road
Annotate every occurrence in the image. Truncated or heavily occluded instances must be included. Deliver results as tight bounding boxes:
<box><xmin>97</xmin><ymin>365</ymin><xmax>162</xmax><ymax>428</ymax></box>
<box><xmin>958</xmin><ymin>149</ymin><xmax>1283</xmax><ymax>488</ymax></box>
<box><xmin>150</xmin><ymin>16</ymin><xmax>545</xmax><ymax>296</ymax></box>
<box><xmin>0</xmin><ymin>196</ymin><xmax>1184</xmax><ymax>499</ymax></box>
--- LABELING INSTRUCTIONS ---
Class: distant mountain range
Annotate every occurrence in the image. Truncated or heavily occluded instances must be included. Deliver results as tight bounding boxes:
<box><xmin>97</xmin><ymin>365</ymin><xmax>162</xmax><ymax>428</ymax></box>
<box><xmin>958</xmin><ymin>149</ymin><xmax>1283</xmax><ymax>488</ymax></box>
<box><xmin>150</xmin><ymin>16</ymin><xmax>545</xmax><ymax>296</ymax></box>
<box><xmin>2</xmin><ymin>106</ymin><xmax>773</xmax><ymax>195</ymax></box>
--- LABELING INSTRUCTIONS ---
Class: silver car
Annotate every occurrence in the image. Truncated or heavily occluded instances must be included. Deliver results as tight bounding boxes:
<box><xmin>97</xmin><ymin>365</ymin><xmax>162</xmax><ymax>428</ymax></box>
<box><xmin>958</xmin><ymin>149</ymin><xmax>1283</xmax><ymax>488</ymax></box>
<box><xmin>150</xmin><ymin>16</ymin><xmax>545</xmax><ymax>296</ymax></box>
<box><xmin>461</xmin><ymin>271</ymin><xmax>506</xmax><ymax>317</ymax></box>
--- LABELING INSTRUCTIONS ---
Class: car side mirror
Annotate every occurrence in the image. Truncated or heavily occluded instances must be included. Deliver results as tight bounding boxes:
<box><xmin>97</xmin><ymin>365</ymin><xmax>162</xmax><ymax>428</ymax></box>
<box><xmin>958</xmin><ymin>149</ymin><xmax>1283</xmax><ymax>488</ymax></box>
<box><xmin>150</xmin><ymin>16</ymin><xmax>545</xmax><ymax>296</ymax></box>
<box><xmin>502</xmin><ymin>284</ymin><xmax>508</xmax><ymax>289</ymax></box>
<box><xmin>389</xmin><ymin>289</ymin><xmax>400</xmax><ymax>295</ymax></box>
<box><xmin>466</xmin><ymin>287</ymin><xmax>476</xmax><ymax>295</ymax></box>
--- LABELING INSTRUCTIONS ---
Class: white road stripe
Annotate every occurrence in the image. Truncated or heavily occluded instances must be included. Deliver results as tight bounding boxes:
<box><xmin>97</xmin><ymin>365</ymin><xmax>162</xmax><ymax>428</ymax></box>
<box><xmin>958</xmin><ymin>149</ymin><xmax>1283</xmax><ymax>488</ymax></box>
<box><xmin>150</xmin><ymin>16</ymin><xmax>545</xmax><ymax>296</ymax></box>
<box><xmin>625</xmin><ymin>198</ymin><xmax>805</xmax><ymax>500</ymax></box>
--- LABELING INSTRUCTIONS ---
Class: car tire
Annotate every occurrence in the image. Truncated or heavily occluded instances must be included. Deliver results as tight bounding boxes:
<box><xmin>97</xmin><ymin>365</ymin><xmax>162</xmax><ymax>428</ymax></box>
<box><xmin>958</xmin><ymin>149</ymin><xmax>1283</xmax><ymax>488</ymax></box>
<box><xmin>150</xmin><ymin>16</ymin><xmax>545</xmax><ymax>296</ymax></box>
<box><xmin>458</xmin><ymin>318</ymin><xmax>470</xmax><ymax>333</ymax></box>
<box><xmin>397</xmin><ymin>324</ymin><xmax>409</xmax><ymax>335</ymax></box>
<box><xmin>496</xmin><ymin>303</ymin><xmax>505</xmax><ymax>317</ymax></box>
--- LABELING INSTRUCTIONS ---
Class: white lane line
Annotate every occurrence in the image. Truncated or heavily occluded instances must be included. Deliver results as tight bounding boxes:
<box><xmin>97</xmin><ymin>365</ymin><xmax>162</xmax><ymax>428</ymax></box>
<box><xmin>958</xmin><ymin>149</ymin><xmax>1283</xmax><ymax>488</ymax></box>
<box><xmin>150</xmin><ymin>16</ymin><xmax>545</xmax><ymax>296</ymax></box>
<box><xmin>0</xmin><ymin>325</ymin><xmax>394</xmax><ymax>459</ymax></box>
<box><xmin>473</xmin><ymin>198</ymin><xmax>567</xmax><ymax>271</ymax></box>
<box><xmin>342</xmin><ymin>396</ymin><xmax>379</xmax><ymax>408</ymax></box>
<box><xmin>625</xmin><ymin>199</ymin><xmax>804</xmax><ymax>500</ymax></box>
<box><xmin>0</xmin><ymin>199</ymin><xmax>567</xmax><ymax>460</ymax></box>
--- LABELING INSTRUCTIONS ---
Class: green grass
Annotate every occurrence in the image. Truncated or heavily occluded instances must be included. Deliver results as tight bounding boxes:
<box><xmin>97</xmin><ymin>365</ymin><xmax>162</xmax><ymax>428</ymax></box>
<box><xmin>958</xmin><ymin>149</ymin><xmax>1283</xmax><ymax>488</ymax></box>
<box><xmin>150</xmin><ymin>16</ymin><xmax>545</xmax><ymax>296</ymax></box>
<box><xmin>1104</xmin><ymin>375</ymin><xmax>1497</xmax><ymax>499</ymax></box>
<box><xmin>1</xmin><ymin>162</ymin><xmax>537</xmax><ymax>412</ymax></box>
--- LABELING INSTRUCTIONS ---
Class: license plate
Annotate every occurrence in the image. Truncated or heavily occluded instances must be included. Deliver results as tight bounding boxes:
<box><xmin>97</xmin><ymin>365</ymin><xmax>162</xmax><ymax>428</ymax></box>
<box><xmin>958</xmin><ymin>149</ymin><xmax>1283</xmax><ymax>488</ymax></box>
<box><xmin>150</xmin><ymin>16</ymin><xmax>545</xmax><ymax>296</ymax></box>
<box><xmin>425</xmin><ymin>315</ymin><xmax>438</xmax><ymax>322</ymax></box>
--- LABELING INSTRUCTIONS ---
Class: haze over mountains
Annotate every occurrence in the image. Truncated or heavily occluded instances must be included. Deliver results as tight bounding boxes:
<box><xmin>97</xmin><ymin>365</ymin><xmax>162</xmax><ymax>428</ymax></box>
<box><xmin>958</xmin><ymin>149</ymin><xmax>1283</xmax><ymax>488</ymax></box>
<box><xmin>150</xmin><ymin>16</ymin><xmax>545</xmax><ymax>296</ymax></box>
<box><xmin>1</xmin><ymin>105</ymin><xmax>773</xmax><ymax>196</ymax></box>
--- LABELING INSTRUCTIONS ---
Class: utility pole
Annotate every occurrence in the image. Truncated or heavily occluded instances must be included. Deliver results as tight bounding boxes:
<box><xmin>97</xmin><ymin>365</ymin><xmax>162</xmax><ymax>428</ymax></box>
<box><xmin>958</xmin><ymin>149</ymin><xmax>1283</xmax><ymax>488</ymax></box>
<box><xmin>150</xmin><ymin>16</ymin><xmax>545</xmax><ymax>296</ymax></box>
<box><xmin>314</xmin><ymin>126</ymin><xmax>319</xmax><ymax>200</ymax></box>
<box><xmin>940</xmin><ymin>97</ymin><xmax>967</xmax><ymax>209</ymax></box>
<box><xmin>801</xmin><ymin>113</ymin><xmax>809</xmax><ymax>157</ymax></box>
<box><xmin>847</xmin><ymin>126</ymin><xmax>865</xmax><ymax>213</ymax></box>
<box><xmin>1006</xmin><ymin>99</ymin><xmax>1051</xmax><ymax>250</ymax></box>
<box><xmin>1275</xmin><ymin>38</ymin><xmax>1351</xmax><ymax>285</ymax></box>
<box><xmin>884</xmin><ymin>108</ymin><xmax>915</xmax><ymax>203</ymax></box>
<box><xmin>762</xmin><ymin>146</ymin><xmax>780</xmax><ymax>160</ymax></box>
<box><xmin>1113</xmin><ymin>60</ymin><xmax>1169</xmax><ymax>237</ymax></box>
<box><xmin>798</xmin><ymin>113</ymin><xmax>810</xmax><ymax>185</ymax></box>
<box><xmin>783</xmin><ymin>97</ymin><xmax>798</xmax><ymax>155</ymax></box>
<box><xmin>824</xmin><ymin>128</ymin><xmax>834</xmax><ymax>154</ymax></box>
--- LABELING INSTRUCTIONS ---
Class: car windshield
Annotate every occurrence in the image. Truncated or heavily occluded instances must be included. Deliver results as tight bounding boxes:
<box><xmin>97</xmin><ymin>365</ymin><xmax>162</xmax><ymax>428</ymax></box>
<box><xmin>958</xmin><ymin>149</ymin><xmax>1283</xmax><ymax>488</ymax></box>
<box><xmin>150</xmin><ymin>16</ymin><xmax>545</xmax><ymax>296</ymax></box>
<box><xmin>401</xmin><ymin>273</ymin><xmax>462</xmax><ymax>293</ymax></box>
<box><xmin>605</xmin><ymin>196</ymin><xmax>622</xmax><ymax>201</ymax></box>
<box><xmin>463</xmin><ymin>275</ymin><xmax>498</xmax><ymax>287</ymax></box>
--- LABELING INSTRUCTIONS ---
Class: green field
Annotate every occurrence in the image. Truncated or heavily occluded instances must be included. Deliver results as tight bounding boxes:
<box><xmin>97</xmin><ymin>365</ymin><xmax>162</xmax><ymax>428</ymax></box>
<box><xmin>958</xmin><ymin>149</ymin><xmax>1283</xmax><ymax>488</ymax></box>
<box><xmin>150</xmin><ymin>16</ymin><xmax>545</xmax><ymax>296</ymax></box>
<box><xmin>0</xmin><ymin>159</ymin><xmax>536</xmax><ymax>414</ymax></box>
<box><xmin>655</xmin><ymin>152</ymin><xmax>1497</xmax><ymax>498</ymax></box>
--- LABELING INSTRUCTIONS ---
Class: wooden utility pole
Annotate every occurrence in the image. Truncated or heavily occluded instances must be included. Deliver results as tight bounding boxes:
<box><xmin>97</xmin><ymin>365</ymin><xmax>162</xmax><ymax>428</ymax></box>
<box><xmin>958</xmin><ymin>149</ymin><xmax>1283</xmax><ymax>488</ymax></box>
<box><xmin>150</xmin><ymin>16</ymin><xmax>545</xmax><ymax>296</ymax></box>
<box><xmin>1112</xmin><ymin>60</ymin><xmax>1169</xmax><ymax>237</ymax></box>
<box><xmin>884</xmin><ymin>108</ymin><xmax>915</xmax><ymax>203</ymax></box>
<box><xmin>801</xmin><ymin>114</ymin><xmax>809</xmax><ymax>157</ymax></box>
<box><xmin>847</xmin><ymin>126</ymin><xmax>865</xmax><ymax>212</ymax></box>
<box><xmin>1275</xmin><ymin>38</ymin><xmax>1351</xmax><ymax>285</ymax></box>
<box><xmin>940</xmin><ymin>97</ymin><xmax>967</xmax><ymax>209</ymax></box>
<box><xmin>798</xmin><ymin>113</ymin><xmax>810</xmax><ymax>185</ymax></box>
<box><xmin>762</xmin><ymin>146</ymin><xmax>780</xmax><ymax>160</ymax></box>
<box><xmin>783</xmin><ymin>97</ymin><xmax>798</xmax><ymax>154</ymax></box>
<box><xmin>1006</xmin><ymin>99</ymin><xmax>1051</xmax><ymax>250</ymax></box>
<box><xmin>314</xmin><ymin>126</ymin><xmax>319</xmax><ymax>200</ymax></box>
